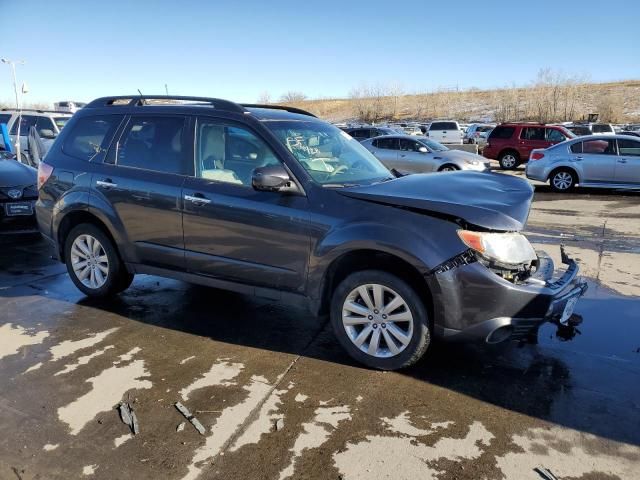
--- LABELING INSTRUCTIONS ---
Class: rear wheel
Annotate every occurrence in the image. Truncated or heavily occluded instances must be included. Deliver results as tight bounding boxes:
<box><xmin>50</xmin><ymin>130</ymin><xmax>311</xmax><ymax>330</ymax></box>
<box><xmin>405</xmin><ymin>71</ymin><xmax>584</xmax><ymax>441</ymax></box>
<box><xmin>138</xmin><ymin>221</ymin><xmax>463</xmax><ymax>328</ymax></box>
<box><xmin>64</xmin><ymin>224</ymin><xmax>133</xmax><ymax>297</ymax></box>
<box><xmin>549</xmin><ymin>169</ymin><xmax>576</xmax><ymax>193</ymax></box>
<box><xmin>330</xmin><ymin>270</ymin><xmax>431</xmax><ymax>370</ymax></box>
<box><xmin>439</xmin><ymin>164</ymin><xmax>459</xmax><ymax>172</ymax></box>
<box><xmin>499</xmin><ymin>151</ymin><xmax>519</xmax><ymax>169</ymax></box>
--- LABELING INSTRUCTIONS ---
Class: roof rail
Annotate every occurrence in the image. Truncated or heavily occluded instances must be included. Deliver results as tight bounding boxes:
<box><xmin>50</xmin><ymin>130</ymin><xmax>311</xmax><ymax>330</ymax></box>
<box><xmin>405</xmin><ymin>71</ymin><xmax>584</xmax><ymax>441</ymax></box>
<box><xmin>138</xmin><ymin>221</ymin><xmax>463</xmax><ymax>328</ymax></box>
<box><xmin>241</xmin><ymin>104</ymin><xmax>317</xmax><ymax>118</ymax></box>
<box><xmin>85</xmin><ymin>95</ymin><xmax>246</xmax><ymax>114</ymax></box>
<box><xmin>1</xmin><ymin>108</ymin><xmax>71</xmax><ymax>114</ymax></box>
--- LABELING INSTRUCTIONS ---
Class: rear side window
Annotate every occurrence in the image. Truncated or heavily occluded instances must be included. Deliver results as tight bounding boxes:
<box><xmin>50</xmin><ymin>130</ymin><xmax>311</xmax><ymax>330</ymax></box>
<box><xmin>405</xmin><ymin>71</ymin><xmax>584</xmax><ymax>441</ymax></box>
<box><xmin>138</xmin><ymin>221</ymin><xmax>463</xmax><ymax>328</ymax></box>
<box><xmin>373</xmin><ymin>137</ymin><xmax>399</xmax><ymax>150</ymax></box>
<box><xmin>400</xmin><ymin>138</ymin><xmax>423</xmax><ymax>151</ymax></box>
<box><xmin>521</xmin><ymin>127</ymin><xmax>545</xmax><ymax>141</ymax></box>
<box><xmin>10</xmin><ymin>115</ymin><xmax>38</xmax><ymax>136</ymax></box>
<box><xmin>63</xmin><ymin>115</ymin><xmax>123</xmax><ymax>161</ymax></box>
<box><xmin>488</xmin><ymin>126</ymin><xmax>515</xmax><ymax>139</ymax></box>
<box><xmin>429</xmin><ymin>122</ymin><xmax>458</xmax><ymax>131</ymax></box>
<box><xmin>570</xmin><ymin>142</ymin><xmax>583</xmax><ymax>154</ymax></box>
<box><xmin>582</xmin><ymin>139</ymin><xmax>616</xmax><ymax>154</ymax></box>
<box><xmin>0</xmin><ymin>113</ymin><xmax>11</xmax><ymax>125</ymax></box>
<box><xmin>116</xmin><ymin>116</ymin><xmax>188</xmax><ymax>175</ymax></box>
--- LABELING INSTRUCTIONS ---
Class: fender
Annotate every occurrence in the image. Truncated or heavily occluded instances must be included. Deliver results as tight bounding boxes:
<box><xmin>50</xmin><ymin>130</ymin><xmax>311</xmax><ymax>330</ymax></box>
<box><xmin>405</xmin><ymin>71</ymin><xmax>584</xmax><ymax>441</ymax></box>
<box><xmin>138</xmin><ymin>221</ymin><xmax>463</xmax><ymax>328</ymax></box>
<box><xmin>50</xmin><ymin>188</ymin><xmax>91</xmax><ymax>252</ymax></box>
<box><xmin>307</xmin><ymin>218</ymin><xmax>465</xmax><ymax>304</ymax></box>
<box><xmin>86</xmin><ymin>190</ymin><xmax>137</xmax><ymax>263</ymax></box>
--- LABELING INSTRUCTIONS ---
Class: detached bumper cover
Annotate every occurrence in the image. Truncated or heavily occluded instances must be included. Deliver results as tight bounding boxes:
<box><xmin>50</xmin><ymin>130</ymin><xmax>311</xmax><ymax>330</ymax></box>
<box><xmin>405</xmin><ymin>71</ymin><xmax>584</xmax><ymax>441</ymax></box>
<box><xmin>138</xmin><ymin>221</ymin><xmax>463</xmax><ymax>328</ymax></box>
<box><xmin>427</xmin><ymin>246</ymin><xmax>588</xmax><ymax>342</ymax></box>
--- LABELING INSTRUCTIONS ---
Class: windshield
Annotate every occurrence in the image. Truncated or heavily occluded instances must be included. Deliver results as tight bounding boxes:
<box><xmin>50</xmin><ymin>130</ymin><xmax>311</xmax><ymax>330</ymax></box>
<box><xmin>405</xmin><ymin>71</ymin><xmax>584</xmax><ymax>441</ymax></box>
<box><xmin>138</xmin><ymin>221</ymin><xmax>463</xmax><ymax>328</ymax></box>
<box><xmin>265</xmin><ymin>120</ymin><xmax>391</xmax><ymax>186</ymax></box>
<box><xmin>54</xmin><ymin>117</ymin><xmax>70</xmax><ymax>130</ymax></box>
<box><xmin>559</xmin><ymin>126</ymin><xmax>577</xmax><ymax>138</ymax></box>
<box><xmin>418</xmin><ymin>138</ymin><xmax>449</xmax><ymax>152</ymax></box>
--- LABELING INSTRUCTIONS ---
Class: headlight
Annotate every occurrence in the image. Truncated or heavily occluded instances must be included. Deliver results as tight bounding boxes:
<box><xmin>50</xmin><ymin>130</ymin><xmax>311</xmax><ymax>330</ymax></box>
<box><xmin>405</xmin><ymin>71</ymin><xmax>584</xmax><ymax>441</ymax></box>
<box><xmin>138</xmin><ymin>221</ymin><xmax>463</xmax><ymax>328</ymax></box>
<box><xmin>457</xmin><ymin>230</ymin><xmax>536</xmax><ymax>265</ymax></box>
<box><xmin>463</xmin><ymin>159</ymin><xmax>480</xmax><ymax>165</ymax></box>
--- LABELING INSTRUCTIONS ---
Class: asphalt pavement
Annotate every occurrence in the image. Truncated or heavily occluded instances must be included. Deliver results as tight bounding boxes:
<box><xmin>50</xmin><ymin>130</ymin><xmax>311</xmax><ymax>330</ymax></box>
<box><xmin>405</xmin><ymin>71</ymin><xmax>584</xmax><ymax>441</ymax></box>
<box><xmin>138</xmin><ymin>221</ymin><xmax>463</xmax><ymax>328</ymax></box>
<box><xmin>1</xmin><ymin>185</ymin><xmax>639</xmax><ymax>480</ymax></box>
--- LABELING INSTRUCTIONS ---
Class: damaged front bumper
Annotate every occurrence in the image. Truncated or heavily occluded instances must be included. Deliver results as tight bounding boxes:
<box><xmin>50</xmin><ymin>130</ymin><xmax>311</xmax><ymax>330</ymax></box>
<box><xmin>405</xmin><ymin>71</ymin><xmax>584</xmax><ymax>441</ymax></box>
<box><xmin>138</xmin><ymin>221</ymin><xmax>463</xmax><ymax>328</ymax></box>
<box><xmin>427</xmin><ymin>246</ymin><xmax>588</xmax><ymax>343</ymax></box>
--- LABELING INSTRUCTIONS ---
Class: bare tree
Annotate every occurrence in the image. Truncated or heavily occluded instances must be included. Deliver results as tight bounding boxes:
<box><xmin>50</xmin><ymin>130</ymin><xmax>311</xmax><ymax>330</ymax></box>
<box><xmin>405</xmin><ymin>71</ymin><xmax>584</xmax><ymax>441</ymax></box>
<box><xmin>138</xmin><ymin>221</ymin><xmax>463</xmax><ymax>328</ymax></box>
<box><xmin>280</xmin><ymin>91</ymin><xmax>307</xmax><ymax>103</ymax></box>
<box><xmin>257</xmin><ymin>91</ymin><xmax>271</xmax><ymax>104</ymax></box>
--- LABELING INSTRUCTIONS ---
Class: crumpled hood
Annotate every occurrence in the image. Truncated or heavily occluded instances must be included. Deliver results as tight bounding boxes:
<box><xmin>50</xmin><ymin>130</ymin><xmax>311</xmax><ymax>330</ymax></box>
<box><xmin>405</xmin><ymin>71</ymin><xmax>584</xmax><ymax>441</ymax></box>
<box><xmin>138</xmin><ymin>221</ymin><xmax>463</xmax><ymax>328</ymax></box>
<box><xmin>338</xmin><ymin>171</ymin><xmax>534</xmax><ymax>231</ymax></box>
<box><xmin>0</xmin><ymin>159</ymin><xmax>37</xmax><ymax>187</ymax></box>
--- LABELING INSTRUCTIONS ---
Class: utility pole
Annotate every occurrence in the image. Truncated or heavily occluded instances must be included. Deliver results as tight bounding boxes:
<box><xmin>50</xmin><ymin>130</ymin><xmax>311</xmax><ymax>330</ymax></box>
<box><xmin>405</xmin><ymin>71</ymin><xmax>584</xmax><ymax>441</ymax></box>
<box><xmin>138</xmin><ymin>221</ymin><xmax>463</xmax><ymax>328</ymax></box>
<box><xmin>1</xmin><ymin>58</ymin><xmax>26</xmax><ymax>160</ymax></box>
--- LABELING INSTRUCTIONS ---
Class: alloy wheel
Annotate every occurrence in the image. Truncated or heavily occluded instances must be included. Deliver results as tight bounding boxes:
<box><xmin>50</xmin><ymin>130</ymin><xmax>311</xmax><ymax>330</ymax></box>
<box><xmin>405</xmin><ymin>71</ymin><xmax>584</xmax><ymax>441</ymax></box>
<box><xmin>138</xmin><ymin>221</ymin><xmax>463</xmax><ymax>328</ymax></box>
<box><xmin>342</xmin><ymin>284</ymin><xmax>414</xmax><ymax>358</ymax></box>
<box><xmin>501</xmin><ymin>154</ymin><xmax>516</xmax><ymax>168</ymax></box>
<box><xmin>552</xmin><ymin>171</ymin><xmax>573</xmax><ymax>190</ymax></box>
<box><xmin>70</xmin><ymin>234</ymin><xmax>109</xmax><ymax>289</ymax></box>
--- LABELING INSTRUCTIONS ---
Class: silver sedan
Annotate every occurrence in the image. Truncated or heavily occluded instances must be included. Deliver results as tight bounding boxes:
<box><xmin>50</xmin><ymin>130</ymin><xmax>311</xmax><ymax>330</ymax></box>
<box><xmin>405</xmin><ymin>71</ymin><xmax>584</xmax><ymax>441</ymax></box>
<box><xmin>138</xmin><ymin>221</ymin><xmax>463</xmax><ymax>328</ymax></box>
<box><xmin>360</xmin><ymin>135</ymin><xmax>490</xmax><ymax>174</ymax></box>
<box><xmin>526</xmin><ymin>135</ymin><xmax>640</xmax><ymax>192</ymax></box>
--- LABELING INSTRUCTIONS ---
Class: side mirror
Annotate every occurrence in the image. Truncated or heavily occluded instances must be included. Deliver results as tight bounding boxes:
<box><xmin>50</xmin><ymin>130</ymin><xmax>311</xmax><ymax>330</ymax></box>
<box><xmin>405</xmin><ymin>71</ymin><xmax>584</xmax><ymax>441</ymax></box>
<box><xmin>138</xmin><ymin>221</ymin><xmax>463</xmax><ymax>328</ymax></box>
<box><xmin>418</xmin><ymin>146</ymin><xmax>428</xmax><ymax>153</ymax></box>
<box><xmin>40</xmin><ymin>129</ymin><xmax>56</xmax><ymax>139</ymax></box>
<box><xmin>252</xmin><ymin>164</ymin><xmax>296</xmax><ymax>193</ymax></box>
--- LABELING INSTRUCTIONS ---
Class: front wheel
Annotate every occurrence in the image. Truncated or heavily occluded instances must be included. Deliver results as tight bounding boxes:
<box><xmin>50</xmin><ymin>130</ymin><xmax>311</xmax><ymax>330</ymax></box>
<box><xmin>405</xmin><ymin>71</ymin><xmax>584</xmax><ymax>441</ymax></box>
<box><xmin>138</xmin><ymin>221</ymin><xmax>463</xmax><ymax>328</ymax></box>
<box><xmin>330</xmin><ymin>270</ymin><xmax>431</xmax><ymax>370</ymax></box>
<box><xmin>64</xmin><ymin>224</ymin><xmax>134</xmax><ymax>297</ymax></box>
<box><xmin>439</xmin><ymin>164</ymin><xmax>459</xmax><ymax>172</ymax></box>
<box><xmin>499</xmin><ymin>151</ymin><xmax>519</xmax><ymax>169</ymax></box>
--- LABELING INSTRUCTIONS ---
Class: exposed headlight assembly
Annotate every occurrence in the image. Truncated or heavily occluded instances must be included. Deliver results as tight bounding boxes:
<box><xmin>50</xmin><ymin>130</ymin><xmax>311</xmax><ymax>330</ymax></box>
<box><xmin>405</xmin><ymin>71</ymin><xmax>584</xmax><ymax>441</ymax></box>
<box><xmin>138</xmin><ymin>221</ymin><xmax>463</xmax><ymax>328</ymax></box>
<box><xmin>457</xmin><ymin>230</ymin><xmax>537</xmax><ymax>265</ymax></box>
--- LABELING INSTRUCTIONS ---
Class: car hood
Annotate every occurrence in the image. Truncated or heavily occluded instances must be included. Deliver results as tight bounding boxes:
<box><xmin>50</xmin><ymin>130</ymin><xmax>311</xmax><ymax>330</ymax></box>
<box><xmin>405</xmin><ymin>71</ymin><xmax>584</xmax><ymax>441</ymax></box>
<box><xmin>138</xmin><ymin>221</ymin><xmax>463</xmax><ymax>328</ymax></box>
<box><xmin>0</xmin><ymin>159</ymin><xmax>37</xmax><ymax>187</ymax></box>
<box><xmin>438</xmin><ymin>149</ymin><xmax>486</xmax><ymax>163</ymax></box>
<box><xmin>337</xmin><ymin>171</ymin><xmax>533</xmax><ymax>231</ymax></box>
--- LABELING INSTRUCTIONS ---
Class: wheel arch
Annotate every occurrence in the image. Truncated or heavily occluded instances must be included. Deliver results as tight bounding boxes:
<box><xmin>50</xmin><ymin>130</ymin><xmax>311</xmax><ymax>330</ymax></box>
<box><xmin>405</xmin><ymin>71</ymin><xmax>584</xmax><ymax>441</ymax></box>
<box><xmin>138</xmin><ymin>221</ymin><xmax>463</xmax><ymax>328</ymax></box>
<box><xmin>56</xmin><ymin>210</ymin><xmax>123</xmax><ymax>265</ymax></box>
<box><xmin>548</xmin><ymin>165</ymin><xmax>580</xmax><ymax>185</ymax></box>
<box><xmin>499</xmin><ymin>148</ymin><xmax>520</xmax><ymax>160</ymax></box>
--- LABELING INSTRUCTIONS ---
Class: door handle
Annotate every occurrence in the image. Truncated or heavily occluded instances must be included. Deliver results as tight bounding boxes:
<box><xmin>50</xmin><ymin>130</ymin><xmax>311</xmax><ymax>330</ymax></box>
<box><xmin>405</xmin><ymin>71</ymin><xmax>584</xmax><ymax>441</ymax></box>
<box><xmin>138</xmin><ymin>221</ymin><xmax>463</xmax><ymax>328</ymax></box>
<box><xmin>96</xmin><ymin>179</ymin><xmax>118</xmax><ymax>189</ymax></box>
<box><xmin>617</xmin><ymin>158</ymin><xmax>627</xmax><ymax>164</ymax></box>
<box><xmin>572</xmin><ymin>156</ymin><xmax>583</xmax><ymax>161</ymax></box>
<box><xmin>185</xmin><ymin>193</ymin><xmax>212</xmax><ymax>206</ymax></box>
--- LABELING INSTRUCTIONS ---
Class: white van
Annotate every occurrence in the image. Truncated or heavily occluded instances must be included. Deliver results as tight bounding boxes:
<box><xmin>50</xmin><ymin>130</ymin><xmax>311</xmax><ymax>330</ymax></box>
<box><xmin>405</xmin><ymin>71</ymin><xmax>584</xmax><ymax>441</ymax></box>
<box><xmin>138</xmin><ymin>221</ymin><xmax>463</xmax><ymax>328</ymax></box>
<box><xmin>53</xmin><ymin>101</ymin><xmax>87</xmax><ymax>113</ymax></box>
<box><xmin>426</xmin><ymin>120</ymin><xmax>463</xmax><ymax>144</ymax></box>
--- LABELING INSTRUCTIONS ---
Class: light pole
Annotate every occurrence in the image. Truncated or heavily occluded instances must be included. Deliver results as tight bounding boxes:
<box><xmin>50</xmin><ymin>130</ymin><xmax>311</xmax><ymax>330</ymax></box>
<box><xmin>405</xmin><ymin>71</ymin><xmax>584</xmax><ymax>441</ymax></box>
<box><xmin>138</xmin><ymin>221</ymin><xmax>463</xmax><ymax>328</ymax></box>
<box><xmin>1</xmin><ymin>58</ymin><xmax>26</xmax><ymax>160</ymax></box>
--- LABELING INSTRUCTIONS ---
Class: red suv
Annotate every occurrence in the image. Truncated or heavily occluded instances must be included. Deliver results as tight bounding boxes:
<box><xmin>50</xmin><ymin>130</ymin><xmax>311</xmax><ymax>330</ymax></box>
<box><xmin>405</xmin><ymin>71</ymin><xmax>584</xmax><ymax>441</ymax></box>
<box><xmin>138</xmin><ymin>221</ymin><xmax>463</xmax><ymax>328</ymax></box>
<box><xmin>483</xmin><ymin>123</ymin><xmax>575</xmax><ymax>169</ymax></box>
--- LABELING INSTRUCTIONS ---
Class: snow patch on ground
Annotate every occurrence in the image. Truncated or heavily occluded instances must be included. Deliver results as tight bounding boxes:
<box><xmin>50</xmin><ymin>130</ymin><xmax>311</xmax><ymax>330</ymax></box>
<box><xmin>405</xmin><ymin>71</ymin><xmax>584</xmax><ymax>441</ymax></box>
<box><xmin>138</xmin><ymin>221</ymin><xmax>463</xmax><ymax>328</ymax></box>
<box><xmin>49</xmin><ymin>328</ymin><xmax>118</xmax><ymax>362</ymax></box>
<box><xmin>0</xmin><ymin>323</ymin><xmax>49</xmax><ymax>361</ymax></box>
<box><xmin>179</xmin><ymin>360</ymin><xmax>244</xmax><ymax>401</ymax></box>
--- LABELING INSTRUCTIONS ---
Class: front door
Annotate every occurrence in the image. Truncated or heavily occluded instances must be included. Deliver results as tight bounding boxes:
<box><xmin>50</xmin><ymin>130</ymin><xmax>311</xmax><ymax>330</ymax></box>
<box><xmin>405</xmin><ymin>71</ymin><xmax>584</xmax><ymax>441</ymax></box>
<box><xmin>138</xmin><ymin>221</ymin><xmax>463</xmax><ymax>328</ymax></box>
<box><xmin>615</xmin><ymin>138</ymin><xmax>640</xmax><ymax>184</ymax></box>
<box><xmin>577</xmin><ymin>138</ymin><xmax>617</xmax><ymax>183</ymax></box>
<box><xmin>182</xmin><ymin>117</ymin><xmax>310</xmax><ymax>293</ymax></box>
<box><xmin>399</xmin><ymin>138</ymin><xmax>436</xmax><ymax>172</ymax></box>
<box><xmin>93</xmin><ymin>114</ymin><xmax>191</xmax><ymax>269</ymax></box>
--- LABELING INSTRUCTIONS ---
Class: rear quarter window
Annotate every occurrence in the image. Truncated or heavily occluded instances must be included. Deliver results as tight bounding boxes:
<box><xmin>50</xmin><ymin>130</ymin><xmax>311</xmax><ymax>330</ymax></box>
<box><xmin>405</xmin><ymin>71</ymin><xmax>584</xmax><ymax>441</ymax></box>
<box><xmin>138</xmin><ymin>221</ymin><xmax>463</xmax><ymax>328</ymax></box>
<box><xmin>570</xmin><ymin>142</ymin><xmax>583</xmax><ymax>154</ymax></box>
<box><xmin>488</xmin><ymin>126</ymin><xmax>515</xmax><ymax>139</ymax></box>
<box><xmin>62</xmin><ymin>115</ymin><xmax>123</xmax><ymax>161</ymax></box>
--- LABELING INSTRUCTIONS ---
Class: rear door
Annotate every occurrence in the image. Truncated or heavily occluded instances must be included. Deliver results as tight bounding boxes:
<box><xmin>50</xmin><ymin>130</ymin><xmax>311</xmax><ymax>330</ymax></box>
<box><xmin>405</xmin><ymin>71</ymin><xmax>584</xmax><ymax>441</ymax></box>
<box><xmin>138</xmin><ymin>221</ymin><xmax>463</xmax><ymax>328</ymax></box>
<box><xmin>577</xmin><ymin>138</ymin><xmax>617</xmax><ymax>183</ymax></box>
<box><xmin>518</xmin><ymin>127</ymin><xmax>547</xmax><ymax>159</ymax></box>
<box><xmin>615</xmin><ymin>138</ymin><xmax>640</xmax><ymax>184</ymax></box>
<box><xmin>369</xmin><ymin>137</ymin><xmax>399</xmax><ymax>168</ymax></box>
<box><xmin>181</xmin><ymin>116</ymin><xmax>310</xmax><ymax>293</ymax></box>
<box><xmin>93</xmin><ymin>114</ymin><xmax>192</xmax><ymax>269</ymax></box>
<box><xmin>545</xmin><ymin>127</ymin><xmax>568</xmax><ymax>146</ymax></box>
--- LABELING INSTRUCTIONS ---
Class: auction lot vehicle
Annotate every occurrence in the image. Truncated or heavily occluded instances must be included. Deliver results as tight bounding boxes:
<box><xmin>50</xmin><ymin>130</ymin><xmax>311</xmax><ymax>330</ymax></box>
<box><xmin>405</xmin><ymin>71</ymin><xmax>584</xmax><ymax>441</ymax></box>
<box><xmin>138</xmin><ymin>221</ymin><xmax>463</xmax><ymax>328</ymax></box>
<box><xmin>0</xmin><ymin>109</ymin><xmax>72</xmax><ymax>164</ymax></box>
<box><xmin>0</xmin><ymin>151</ymin><xmax>38</xmax><ymax>234</ymax></box>
<box><xmin>426</xmin><ymin>121</ymin><xmax>463</xmax><ymax>144</ymax></box>
<box><xmin>54</xmin><ymin>101</ymin><xmax>87</xmax><ymax>113</ymax></box>
<box><xmin>361</xmin><ymin>135</ymin><xmax>490</xmax><ymax>173</ymax></box>
<box><xmin>483</xmin><ymin>123</ymin><xmax>575</xmax><ymax>169</ymax></box>
<box><xmin>464</xmin><ymin>123</ymin><xmax>495</xmax><ymax>145</ymax></box>
<box><xmin>36</xmin><ymin>95</ymin><xmax>587</xmax><ymax>370</ymax></box>
<box><xmin>526</xmin><ymin>134</ymin><xmax>640</xmax><ymax>192</ymax></box>
<box><xmin>343</xmin><ymin>126</ymin><xmax>397</xmax><ymax>142</ymax></box>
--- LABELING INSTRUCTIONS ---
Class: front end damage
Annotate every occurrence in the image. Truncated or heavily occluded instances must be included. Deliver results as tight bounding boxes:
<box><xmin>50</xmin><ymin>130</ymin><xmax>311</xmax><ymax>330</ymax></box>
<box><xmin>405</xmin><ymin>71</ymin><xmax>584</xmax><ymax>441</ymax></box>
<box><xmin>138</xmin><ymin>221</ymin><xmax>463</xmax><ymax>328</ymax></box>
<box><xmin>426</xmin><ymin>244</ymin><xmax>588</xmax><ymax>344</ymax></box>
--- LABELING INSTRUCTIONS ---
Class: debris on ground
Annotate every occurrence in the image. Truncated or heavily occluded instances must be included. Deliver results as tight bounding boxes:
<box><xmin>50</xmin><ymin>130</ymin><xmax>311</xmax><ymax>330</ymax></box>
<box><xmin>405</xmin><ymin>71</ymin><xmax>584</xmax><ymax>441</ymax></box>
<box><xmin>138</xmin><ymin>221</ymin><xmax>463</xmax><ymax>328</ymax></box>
<box><xmin>534</xmin><ymin>467</ymin><xmax>559</xmax><ymax>480</ymax></box>
<box><xmin>176</xmin><ymin>422</ymin><xmax>185</xmax><ymax>432</ymax></box>
<box><xmin>274</xmin><ymin>418</ymin><xmax>285</xmax><ymax>431</ymax></box>
<box><xmin>174</xmin><ymin>402</ymin><xmax>206</xmax><ymax>435</ymax></box>
<box><xmin>118</xmin><ymin>402</ymin><xmax>139</xmax><ymax>435</ymax></box>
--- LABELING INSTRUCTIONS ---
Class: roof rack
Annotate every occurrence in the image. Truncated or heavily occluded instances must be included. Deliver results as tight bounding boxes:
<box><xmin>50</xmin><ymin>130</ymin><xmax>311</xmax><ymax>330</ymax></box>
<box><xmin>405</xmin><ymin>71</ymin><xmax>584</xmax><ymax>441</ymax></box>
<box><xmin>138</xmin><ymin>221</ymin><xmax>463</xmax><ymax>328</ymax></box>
<box><xmin>241</xmin><ymin>104</ymin><xmax>317</xmax><ymax>118</ymax></box>
<box><xmin>1</xmin><ymin>108</ymin><xmax>71</xmax><ymax>114</ymax></box>
<box><xmin>85</xmin><ymin>95</ymin><xmax>246</xmax><ymax>114</ymax></box>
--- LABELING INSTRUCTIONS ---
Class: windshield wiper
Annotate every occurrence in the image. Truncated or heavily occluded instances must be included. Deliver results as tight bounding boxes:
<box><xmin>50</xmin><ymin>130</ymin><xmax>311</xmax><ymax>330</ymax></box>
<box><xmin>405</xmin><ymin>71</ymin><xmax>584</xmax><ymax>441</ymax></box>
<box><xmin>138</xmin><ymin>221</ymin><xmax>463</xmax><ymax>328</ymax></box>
<box><xmin>323</xmin><ymin>182</ymin><xmax>361</xmax><ymax>188</ymax></box>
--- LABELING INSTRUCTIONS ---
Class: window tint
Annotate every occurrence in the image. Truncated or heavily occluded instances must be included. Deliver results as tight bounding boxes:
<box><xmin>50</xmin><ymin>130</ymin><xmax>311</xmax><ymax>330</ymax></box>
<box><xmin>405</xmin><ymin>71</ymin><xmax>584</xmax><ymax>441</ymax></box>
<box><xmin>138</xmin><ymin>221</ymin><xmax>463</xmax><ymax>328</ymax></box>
<box><xmin>373</xmin><ymin>137</ymin><xmax>399</xmax><ymax>150</ymax></box>
<box><xmin>546</xmin><ymin>128</ymin><xmax>566</xmax><ymax>142</ymax></box>
<box><xmin>10</xmin><ymin>115</ymin><xmax>38</xmax><ymax>136</ymax></box>
<box><xmin>400</xmin><ymin>138</ymin><xmax>423</xmax><ymax>152</ymax></box>
<box><xmin>117</xmin><ymin>116</ymin><xmax>187</xmax><ymax>174</ymax></box>
<box><xmin>196</xmin><ymin>120</ymin><xmax>280</xmax><ymax>186</ymax></box>
<box><xmin>582</xmin><ymin>139</ymin><xmax>616</xmax><ymax>155</ymax></box>
<box><xmin>521</xmin><ymin>127</ymin><xmax>545</xmax><ymax>141</ymax></box>
<box><xmin>488</xmin><ymin>126</ymin><xmax>515</xmax><ymax>139</ymax></box>
<box><xmin>570</xmin><ymin>142</ymin><xmax>583</xmax><ymax>154</ymax></box>
<box><xmin>429</xmin><ymin>122</ymin><xmax>458</xmax><ymax>131</ymax></box>
<box><xmin>618</xmin><ymin>139</ymin><xmax>640</xmax><ymax>157</ymax></box>
<box><xmin>63</xmin><ymin>115</ymin><xmax>122</xmax><ymax>161</ymax></box>
<box><xmin>0</xmin><ymin>114</ymin><xmax>11</xmax><ymax>125</ymax></box>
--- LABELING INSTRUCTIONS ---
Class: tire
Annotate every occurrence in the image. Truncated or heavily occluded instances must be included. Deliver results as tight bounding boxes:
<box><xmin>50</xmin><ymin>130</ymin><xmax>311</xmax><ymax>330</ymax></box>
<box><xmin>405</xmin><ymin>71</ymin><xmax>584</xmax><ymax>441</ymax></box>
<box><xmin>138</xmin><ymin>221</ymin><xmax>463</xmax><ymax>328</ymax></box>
<box><xmin>499</xmin><ymin>151</ymin><xmax>519</xmax><ymax>169</ymax></box>
<box><xmin>549</xmin><ymin>168</ymin><xmax>576</xmax><ymax>193</ymax></box>
<box><xmin>330</xmin><ymin>270</ymin><xmax>431</xmax><ymax>370</ymax></box>
<box><xmin>439</xmin><ymin>164</ymin><xmax>459</xmax><ymax>172</ymax></box>
<box><xmin>64</xmin><ymin>224</ymin><xmax>133</xmax><ymax>297</ymax></box>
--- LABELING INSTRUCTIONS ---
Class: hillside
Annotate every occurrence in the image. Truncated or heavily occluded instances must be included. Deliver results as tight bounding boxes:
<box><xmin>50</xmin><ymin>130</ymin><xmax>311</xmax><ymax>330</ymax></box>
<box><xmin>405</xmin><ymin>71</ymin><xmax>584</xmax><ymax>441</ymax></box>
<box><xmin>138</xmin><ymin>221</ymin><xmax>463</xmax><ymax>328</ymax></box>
<box><xmin>284</xmin><ymin>80</ymin><xmax>640</xmax><ymax>124</ymax></box>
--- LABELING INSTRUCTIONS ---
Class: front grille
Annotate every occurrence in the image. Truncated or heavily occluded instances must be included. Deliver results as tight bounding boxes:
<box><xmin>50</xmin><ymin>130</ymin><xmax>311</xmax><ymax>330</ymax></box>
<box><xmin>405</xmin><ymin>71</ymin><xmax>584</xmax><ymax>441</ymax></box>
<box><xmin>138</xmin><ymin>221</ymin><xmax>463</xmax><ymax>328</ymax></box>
<box><xmin>0</xmin><ymin>185</ymin><xmax>37</xmax><ymax>202</ymax></box>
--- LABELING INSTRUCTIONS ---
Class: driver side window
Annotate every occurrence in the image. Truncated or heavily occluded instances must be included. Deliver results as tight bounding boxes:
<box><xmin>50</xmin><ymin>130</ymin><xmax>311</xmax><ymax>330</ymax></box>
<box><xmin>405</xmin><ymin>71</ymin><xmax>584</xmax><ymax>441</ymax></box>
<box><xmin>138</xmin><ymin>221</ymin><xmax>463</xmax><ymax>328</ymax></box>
<box><xmin>195</xmin><ymin>120</ymin><xmax>280</xmax><ymax>186</ymax></box>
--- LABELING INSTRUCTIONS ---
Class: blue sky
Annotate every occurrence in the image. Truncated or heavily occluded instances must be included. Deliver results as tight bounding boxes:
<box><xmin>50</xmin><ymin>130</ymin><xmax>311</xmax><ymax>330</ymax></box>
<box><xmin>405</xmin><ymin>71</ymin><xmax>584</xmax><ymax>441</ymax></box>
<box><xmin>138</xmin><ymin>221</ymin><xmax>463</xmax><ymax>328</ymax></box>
<box><xmin>2</xmin><ymin>0</ymin><xmax>639</xmax><ymax>105</ymax></box>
